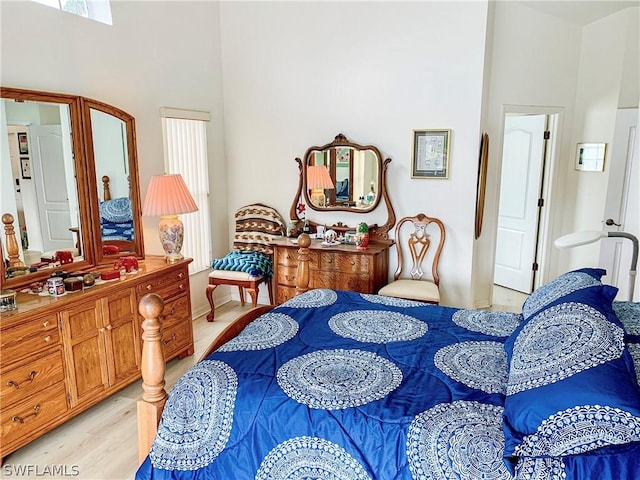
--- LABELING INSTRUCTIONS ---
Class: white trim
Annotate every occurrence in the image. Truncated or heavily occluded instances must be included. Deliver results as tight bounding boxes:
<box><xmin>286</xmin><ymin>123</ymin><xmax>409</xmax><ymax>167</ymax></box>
<box><xmin>159</xmin><ymin>107</ymin><xmax>210</xmax><ymax>122</ymax></box>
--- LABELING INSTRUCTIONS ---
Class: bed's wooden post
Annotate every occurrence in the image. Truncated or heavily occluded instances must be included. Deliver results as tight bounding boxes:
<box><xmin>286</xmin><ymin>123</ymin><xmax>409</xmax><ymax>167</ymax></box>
<box><xmin>296</xmin><ymin>233</ymin><xmax>311</xmax><ymax>294</ymax></box>
<box><xmin>137</xmin><ymin>293</ymin><xmax>167</xmax><ymax>465</ymax></box>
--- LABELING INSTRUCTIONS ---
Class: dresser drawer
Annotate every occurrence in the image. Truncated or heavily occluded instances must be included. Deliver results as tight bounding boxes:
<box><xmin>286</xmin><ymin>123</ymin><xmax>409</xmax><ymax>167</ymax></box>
<box><xmin>1</xmin><ymin>382</ymin><xmax>68</xmax><ymax>450</ymax></box>
<box><xmin>1</xmin><ymin>350</ymin><xmax>65</xmax><ymax>407</ymax></box>
<box><xmin>276</xmin><ymin>249</ymin><xmax>319</xmax><ymax>269</ymax></box>
<box><xmin>137</xmin><ymin>268</ymin><xmax>189</xmax><ymax>300</ymax></box>
<box><xmin>276</xmin><ymin>265</ymin><xmax>298</xmax><ymax>287</ymax></box>
<box><xmin>318</xmin><ymin>252</ymin><xmax>371</xmax><ymax>273</ymax></box>
<box><xmin>275</xmin><ymin>286</ymin><xmax>297</xmax><ymax>305</ymax></box>
<box><xmin>1</xmin><ymin>314</ymin><xmax>59</xmax><ymax>362</ymax></box>
<box><xmin>161</xmin><ymin>320</ymin><xmax>193</xmax><ymax>359</ymax></box>
<box><xmin>312</xmin><ymin>271</ymin><xmax>371</xmax><ymax>293</ymax></box>
<box><xmin>160</xmin><ymin>294</ymin><xmax>190</xmax><ymax>331</ymax></box>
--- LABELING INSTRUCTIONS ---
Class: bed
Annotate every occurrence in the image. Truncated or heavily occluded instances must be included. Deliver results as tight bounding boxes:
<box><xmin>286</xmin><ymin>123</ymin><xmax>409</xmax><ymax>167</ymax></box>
<box><xmin>100</xmin><ymin>175</ymin><xmax>134</xmax><ymax>242</ymax></box>
<box><xmin>135</xmin><ymin>238</ymin><xmax>640</xmax><ymax>479</ymax></box>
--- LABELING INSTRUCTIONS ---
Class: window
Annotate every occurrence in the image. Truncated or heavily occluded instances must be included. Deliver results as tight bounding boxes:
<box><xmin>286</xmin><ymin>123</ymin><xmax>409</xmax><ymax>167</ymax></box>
<box><xmin>160</xmin><ymin>108</ymin><xmax>211</xmax><ymax>275</ymax></box>
<box><xmin>33</xmin><ymin>0</ymin><xmax>113</xmax><ymax>25</ymax></box>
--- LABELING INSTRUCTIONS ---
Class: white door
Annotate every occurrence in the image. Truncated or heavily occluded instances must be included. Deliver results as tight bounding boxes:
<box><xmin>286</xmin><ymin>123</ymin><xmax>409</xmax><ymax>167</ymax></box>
<box><xmin>599</xmin><ymin>108</ymin><xmax>638</xmax><ymax>301</ymax></box>
<box><xmin>30</xmin><ymin>125</ymin><xmax>75</xmax><ymax>252</ymax></box>
<box><xmin>494</xmin><ymin>114</ymin><xmax>547</xmax><ymax>293</ymax></box>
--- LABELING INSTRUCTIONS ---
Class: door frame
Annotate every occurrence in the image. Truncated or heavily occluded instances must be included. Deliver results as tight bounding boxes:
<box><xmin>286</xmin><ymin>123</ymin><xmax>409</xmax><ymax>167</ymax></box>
<box><xmin>492</xmin><ymin>105</ymin><xmax>564</xmax><ymax>295</ymax></box>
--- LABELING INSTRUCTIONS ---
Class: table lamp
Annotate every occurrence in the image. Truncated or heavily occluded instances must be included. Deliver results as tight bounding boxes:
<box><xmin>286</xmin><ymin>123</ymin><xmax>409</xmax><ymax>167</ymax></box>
<box><xmin>142</xmin><ymin>174</ymin><xmax>198</xmax><ymax>264</ymax></box>
<box><xmin>307</xmin><ymin>165</ymin><xmax>334</xmax><ymax>207</ymax></box>
<box><xmin>554</xmin><ymin>230</ymin><xmax>638</xmax><ymax>301</ymax></box>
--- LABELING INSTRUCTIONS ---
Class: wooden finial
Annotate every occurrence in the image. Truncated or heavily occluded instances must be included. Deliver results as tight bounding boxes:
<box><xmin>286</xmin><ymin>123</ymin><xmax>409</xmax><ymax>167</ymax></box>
<box><xmin>2</xmin><ymin>213</ymin><xmax>25</xmax><ymax>267</ymax></box>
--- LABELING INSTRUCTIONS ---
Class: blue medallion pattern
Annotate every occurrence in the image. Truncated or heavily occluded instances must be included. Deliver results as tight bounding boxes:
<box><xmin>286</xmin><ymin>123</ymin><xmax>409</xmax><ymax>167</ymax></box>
<box><xmin>360</xmin><ymin>293</ymin><xmax>427</xmax><ymax>308</ymax></box>
<box><xmin>282</xmin><ymin>289</ymin><xmax>338</xmax><ymax>308</ymax></box>
<box><xmin>522</xmin><ymin>272</ymin><xmax>600</xmax><ymax>317</ymax></box>
<box><xmin>328</xmin><ymin>310</ymin><xmax>427</xmax><ymax>343</ymax></box>
<box><xmin>508</xmin><ymin>302</ymin><xmax>625</xmax><ymax>395</ymax></box>
<box><xmin>277</xmin><ymin>349</ymin><xmax>403</xmax><ymax>410</ymax></box>
<box><xmin>614</xmin><ymin>301</ymin><xmax>640</xmax><ymax>335</ymax></box>
<box><xmin>629</xmin><ymin>344</ymin><xmax>640</xmax><ymax>384</ymax></box>
<box><xmin>452</xmin><ymin>310</ymin><xmax>522</xmax><ymax>337</ymax></box>
<box><xmin>514</xmin><ymin>457</ymin><xmax>566</xmax><ymax>480</ymax></box>
<box><xmin>149</xmin><ymin>360</ymin><xmax>237</xmax><ymax>470</ymax></box>
<box><xmin>217</xmin><ymin>312</ymin><xmax>298</xmax><ymax>351</ymax></box>
<box><xmin>255</xmin><ymin>436</ymin><xmax>371</xmax><ymax>480</ymax></box>
<box><xmin>407</xmin><ymin>400</ymin><xmax>510</xmax><ymax>480</ymax></box>
<box><xmin>434</xmin><ymin>341</ymin><xmax>507</xmax><ymax>394</ymax></box>
<box><xmin>514</xmin><ymin>405</ymin><xmax>640</xmax><ymax>456</ymax></box>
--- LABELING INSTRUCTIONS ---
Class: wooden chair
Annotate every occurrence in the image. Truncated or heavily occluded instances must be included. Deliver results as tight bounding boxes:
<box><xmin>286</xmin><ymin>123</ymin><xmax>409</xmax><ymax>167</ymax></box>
<box><xmin>205</xmin><ymin>203</ymin><xmax>285</xmax><ymax>321</ymax></box>
<box><xmin>378</xmin><ymin>213</ymin><xmax>445</xmax><ymax>304</ymax></box>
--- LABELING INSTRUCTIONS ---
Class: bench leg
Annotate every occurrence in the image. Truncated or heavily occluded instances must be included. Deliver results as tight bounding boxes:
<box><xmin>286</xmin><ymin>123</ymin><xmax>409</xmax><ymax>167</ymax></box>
<box><xmin>247</xmin><ymin>287</ymin><xmax>258</xmax><ymax>308</ymax></box>
<box><xmin>267</xmin><ymin>278</ymin><xmax>273</xmax><ymax>305</ymax></box>
<box><xmin>206</xmin><ymin>284</ymin><xmax>218</xmax><ymax>322</ymax></box>
<box><xmin>238</xmin><ymin>286</ymin><xmax>245</xmax><ymax>306</ymax></box>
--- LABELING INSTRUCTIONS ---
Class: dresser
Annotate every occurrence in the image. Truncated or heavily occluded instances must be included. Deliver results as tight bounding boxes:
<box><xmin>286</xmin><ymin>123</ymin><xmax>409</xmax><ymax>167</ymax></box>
<box><xmin>270</xmin><ymin>238</ymin><xmax>391</xmax><ymax>304</ymax></box>
<box><xmin>0</xmin><ymin>256</ymin><xmax>193</xmax><ymax>461</ymax></box>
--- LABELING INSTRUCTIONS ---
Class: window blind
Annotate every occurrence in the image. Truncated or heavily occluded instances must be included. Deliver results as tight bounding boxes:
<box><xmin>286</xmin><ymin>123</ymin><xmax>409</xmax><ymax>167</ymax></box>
<box><xmin>161</xmin><ymin>110</ymin><xmax>211</xmax><ymax>275</ymax></box>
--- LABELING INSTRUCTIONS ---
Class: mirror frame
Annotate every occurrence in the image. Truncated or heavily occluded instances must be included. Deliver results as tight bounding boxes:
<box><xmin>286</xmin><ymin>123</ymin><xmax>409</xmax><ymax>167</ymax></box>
<box><xmin>1</xmin><ymin>87</ymin><xmax>144</xmax><ymax>290</ymax></box>
<box><xmin>290</xmin><ymin>133</ymin><xmax>396</xmax><ymax>240</ymax></box>
<box><xmin>81</xmin><ymin>97</ymin><xmax>144</xmax><ymax>264</ymax></box>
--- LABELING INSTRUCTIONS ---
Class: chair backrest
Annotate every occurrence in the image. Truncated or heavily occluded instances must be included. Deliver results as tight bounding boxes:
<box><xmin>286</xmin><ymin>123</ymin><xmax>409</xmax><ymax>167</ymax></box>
<box><xmin>392</xmin><ymin>214</ymin><xmax>446</xmax><ymax>285</ymax></box>
<box><xmin>233</xmin><ymin>203</ymin><xmax>286</xmax><ymax>255</ymax></box>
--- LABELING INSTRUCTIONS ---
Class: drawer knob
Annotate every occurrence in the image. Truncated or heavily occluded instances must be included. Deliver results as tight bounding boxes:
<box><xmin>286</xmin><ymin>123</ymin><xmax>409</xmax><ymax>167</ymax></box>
<box><xmin>106</xmin><ymin>325</ymin><xmax>112</xmax><ymax>331</ymax></box>
<box><xmin>99</xmin><ymin>328</ymin><xmax>105</xmax><ymax>333</ymax></box>
<box><xmin>146</xmin><ymin>284</ymin><xmax>152</xmax><ymax>290</ymax></box>
<box><xmin>43</xmin><ymin>321</ymin><xmax>50</xmax><ymax>328</ymax></box>
<box><xmin>178</xmin><ymin>272</ymin><xmax>184</xmax><ymax>279</ymax></box>
<box><xmin>351</xmin><ymin>261</ymin><xmax>356</xmax><ymax>265</ymax></box>
<box><xmin>12</xmin><ymin>404</ymin><xmax>40</xmax><ymax>424</ymax></box>
<box><xmin>179</xmin><ymin>284</ymin><xmax>185</xmax><ymax>290</ymax></box>
<box><xmin>327</xmin><ymin>259</ymin><xmax>333</xmax><ymax>264</ymax></box>
<box><xmin>44</xmin><ymin>335</ymin><xmax>51</xmax><ymax>343</ymax></box>
<box><xmin>6</xmin><ymin>371</ymin><xmax>36</xmax><ymax>389</ymax></box>
<box><xmin>162</xmin><ymin>333</ymin><xmax>178</xmax><ymax>346</ymax></box>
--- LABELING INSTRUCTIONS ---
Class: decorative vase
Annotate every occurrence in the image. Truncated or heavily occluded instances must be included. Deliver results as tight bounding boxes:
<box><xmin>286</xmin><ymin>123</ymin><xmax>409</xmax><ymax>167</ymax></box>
<box><xmin>355</xmin><ymin>222</ymin><xmax>369</xmax><ymax>250</ymax></box>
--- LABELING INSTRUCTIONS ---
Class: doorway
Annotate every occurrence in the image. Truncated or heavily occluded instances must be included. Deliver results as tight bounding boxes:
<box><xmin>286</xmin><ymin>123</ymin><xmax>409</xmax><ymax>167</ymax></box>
<box><xmin>493</xmin><ymin>107</ymin><xmax>561</xmax><ymax>295</ymax></box>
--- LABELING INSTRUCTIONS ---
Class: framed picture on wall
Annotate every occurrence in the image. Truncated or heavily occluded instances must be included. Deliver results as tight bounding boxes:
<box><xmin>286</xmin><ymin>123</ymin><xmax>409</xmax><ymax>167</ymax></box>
<box><xmin>411</xmin><ymin>129</ymin><xmax>451</xmax><ymax>178</ymax></box>
<box><xmin>575</xmin><ymin>142</ymin><xmax>606</xmax><ymax>172</ymax></box>
<box><xmin>17</xmin><ymin>132</ymin><xmax>29</xmax><ymax>155</ymax></box>
<box><xmin>20</xmin><ymin>157</ymin><xmax>31</xmax><ymax>179</ymax></box>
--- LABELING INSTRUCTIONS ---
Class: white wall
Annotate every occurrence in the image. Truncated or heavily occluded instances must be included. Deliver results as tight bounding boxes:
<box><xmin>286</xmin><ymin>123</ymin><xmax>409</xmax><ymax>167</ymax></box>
<box><xmin>474</xmin><ymin>1</ymin><xmax>583</xmax><ymax>307</ymax></box>
<box><xmin>565</xmin><ymin>9</ymin><xmax>639</xmax><ymax>269</ymax></box>
<box><xmin>219</xmin><ymin>1</ymin><xmax>489</xmax><ymax>306</ymax></box>
<box><xmin>1</xmin><ymin>1</ymin><xmax>227</xmax><ymax>316</ymax></box>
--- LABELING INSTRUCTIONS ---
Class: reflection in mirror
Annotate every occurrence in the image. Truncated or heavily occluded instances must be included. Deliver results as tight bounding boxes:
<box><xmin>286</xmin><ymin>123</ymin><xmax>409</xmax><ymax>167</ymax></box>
<box><xmin>1</xmin><ymin>97</ymin><xmax>83</xmax><ymax>278</ymax></box>
<box><xmin>90</xmin><ymin>108</ymin><xmax>135</xmax><ymax>254</ymax></box>
<box><xmin>304</xmin><ymin>137</ymin><xmax>381</xmax><ymax>213</ymax></box>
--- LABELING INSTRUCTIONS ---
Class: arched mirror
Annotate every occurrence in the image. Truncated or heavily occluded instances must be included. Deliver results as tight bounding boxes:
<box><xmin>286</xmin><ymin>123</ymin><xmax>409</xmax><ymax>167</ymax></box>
<box><xmin>290</xmin><ymin>133</ymin><xmax>396</xmax><ymax>240</ymax></box>
<box><xmin>81</xmin><ymin>98</ymin><xmax>144</xmax><ymax>263</ymax></box>
<box><xmin>1</xmin><ymin>87</ymin><xmax>144</xmax><ymax>290</ymax></box>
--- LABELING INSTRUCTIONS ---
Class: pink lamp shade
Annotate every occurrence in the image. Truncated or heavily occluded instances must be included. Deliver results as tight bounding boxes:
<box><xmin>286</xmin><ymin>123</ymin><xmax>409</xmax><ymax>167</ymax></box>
<box><xmin>306</xmin><ymin>165</ymin><xmax>335</xmax><ymax>190</ymax></box>
<box><xmin>142</xmin><ymin>174</ymin><xmax>198</xmax><ymax>263</ymax></box>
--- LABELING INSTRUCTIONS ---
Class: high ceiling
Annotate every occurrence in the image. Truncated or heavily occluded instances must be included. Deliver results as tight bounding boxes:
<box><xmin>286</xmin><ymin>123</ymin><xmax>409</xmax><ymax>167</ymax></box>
<box><xmin>518</xmin><ymin>0</ymin><xmax>638</xmax><ymax>26</ymax></box>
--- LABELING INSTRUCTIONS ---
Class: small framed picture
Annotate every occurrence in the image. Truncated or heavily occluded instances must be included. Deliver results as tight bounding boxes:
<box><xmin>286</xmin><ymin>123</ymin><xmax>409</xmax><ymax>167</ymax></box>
<box><xmin>20</xmin><ymin>157</ymin><xmax>31</xmax><ymax>179</ymax></box>
<box><xmin>17</xmin><ymin>132</ymin><xmax>29</xmax><ymax>155</ymax></box>
<box><xmin>411</xmin><ymin>129</ymin><xmax>451</xmax><ymax>178</ymax></box>
<box><xmin>575</xmin><ymin>142</ymin><xmax>606</xmax><ymax>172</ymax></box>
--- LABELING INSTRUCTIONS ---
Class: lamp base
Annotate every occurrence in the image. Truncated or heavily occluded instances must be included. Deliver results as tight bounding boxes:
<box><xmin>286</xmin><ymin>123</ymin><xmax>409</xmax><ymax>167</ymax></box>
<box><xmin>158</xmin><ymin>215</ymin><xmax>185</xmax><ymax>264</ymax></box>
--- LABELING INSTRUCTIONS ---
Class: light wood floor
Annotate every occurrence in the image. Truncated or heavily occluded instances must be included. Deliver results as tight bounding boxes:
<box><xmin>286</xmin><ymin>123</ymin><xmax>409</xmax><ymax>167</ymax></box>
<box><xmin>2</xmin><ymin>301</ymin><xmax>256</xmax><ymax>480</ymax></box>
<box><xmin>2</xmin><ymin>288</ymin><xmax>526</xmax><ymax>479</ymax></box>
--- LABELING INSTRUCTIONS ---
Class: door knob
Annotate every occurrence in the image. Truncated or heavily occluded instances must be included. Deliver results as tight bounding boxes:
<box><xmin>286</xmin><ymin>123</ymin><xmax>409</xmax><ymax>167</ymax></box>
<box><xmin>605</xmin><ymin>218</ymin><xmax>621</xmax><ymax>226</ymax></box>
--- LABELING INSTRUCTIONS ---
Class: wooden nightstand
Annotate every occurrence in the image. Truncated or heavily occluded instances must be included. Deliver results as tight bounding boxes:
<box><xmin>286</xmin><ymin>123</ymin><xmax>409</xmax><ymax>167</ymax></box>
<box><xmin>270</xmin><ymin>237</ymin><xmax>391</xmax><ymax>304</ymax></box>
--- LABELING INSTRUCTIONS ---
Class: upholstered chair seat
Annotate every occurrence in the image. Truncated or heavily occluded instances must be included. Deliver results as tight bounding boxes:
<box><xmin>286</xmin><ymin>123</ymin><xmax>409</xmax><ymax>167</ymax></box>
<box><xmin>377</xmin><ymin>278</ymin><xmax>440</xmax><ymax>303</ymax></box>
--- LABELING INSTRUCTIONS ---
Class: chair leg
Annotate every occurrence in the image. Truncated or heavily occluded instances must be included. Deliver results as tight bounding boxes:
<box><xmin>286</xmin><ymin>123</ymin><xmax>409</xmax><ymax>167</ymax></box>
<box><xmin>238</xmin><ymin>286</ymin><xmax>245</xmax><ymax>306</ymax></box>
<box><xmin>206</xmin><ymin>284</ymin><xmax>218</xmax><ymax>322</ymax></box>
<box><xmin>267</xmin><ymin>278</ymin><xmax>274</xmax><ymax>305</ymax></box>
<box><xmin>247</xmin><ymin>287</ymin><xmax>258</xmax><ymax>308</ymax></box>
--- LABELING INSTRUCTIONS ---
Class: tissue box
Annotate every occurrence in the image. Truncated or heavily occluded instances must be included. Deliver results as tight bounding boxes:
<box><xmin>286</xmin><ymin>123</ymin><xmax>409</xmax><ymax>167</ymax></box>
<box><xmin>100</xmin><ymin>270</ymin><xmax>121</xmax><ymax>281</ymax></box>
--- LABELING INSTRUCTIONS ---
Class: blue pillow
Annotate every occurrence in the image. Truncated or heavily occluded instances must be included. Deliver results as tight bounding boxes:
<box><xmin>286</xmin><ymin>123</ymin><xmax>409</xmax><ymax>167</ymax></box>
<box><xmin>521</xmin><ymin>268</ymin><xmax>605</xmax><ymax>318</ymax></box>
<box><xmin>502</xmin><ymin>284</ymin><xmax>640</xmax><ymax>470</ymax></box>
<box><xmin>614</xmin><ymin>301</ymin><xmax>640</xmax><ymax>342</ymax></box>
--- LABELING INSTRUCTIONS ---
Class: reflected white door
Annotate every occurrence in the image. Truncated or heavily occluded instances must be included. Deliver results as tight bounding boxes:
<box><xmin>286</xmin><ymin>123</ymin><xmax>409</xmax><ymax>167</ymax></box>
<box><xmin>30</xmin><ymin>125</ymin><xmax>74</xmax><ymax>252</ymax></box>
<box><xmin>599</xmin><ymin>108</ymin><xmax>638</xmax><ymax>301</ymax></box>
<box><xmin>494</xmin><ymin>114</ymin><xmax>546</xmax><ymax>293</ymax></box>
